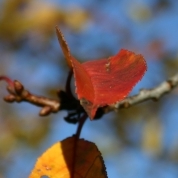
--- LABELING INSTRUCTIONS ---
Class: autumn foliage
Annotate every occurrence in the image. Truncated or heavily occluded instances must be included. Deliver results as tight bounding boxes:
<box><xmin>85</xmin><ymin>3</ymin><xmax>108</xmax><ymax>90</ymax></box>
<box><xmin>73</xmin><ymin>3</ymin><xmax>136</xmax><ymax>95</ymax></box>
<box><xmin>0</xmin><ymin>27</ymin><xmax>147</xmax><ymax>178</ymax></box>
<box><xmin>56</xmin><ymin>27</ymin><xmax>147</xmax><ymax>119</ymax></box>
<box><xmin>30</xmin><ymin>137</ymin><xmax>107</xmax><ymax>178</ymax></box>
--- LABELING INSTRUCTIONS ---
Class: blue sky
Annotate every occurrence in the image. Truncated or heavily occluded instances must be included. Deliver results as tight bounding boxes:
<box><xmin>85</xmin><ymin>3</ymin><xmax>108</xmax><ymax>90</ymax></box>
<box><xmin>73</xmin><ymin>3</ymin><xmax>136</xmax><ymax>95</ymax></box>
<box><xmin>1</xmin><ymin>0</ymin><xmax>178</xmax><ymax>177</ymax></box>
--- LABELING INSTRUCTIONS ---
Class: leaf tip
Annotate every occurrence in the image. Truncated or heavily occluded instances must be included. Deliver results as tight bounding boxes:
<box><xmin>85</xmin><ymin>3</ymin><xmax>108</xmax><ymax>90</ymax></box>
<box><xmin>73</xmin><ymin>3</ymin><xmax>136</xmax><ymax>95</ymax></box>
<box><xmin>55</xmin><ymin>26</ymin><xmax>72</xmax><ymax>68</ymax></box>
<box><xmin>80</xmin><ymin>98</ymin><xmax>98</xmax><ymax>119</ymax></box>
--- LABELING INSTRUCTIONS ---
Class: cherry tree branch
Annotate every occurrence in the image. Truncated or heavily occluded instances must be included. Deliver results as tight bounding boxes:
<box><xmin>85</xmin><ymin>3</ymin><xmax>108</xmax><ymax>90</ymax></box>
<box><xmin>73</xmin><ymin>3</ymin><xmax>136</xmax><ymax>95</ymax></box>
<box><xmin>108</xmin><ymin>72</ymin><xmax>178</xmax><ymax>112</ymax></box>
<box><xmin>2</xmin><ymin>80</ymin><xmax>60</xmax><ymax>116</ymax></box>
<box><xmin>1</xmin><ymin>73</ymin><xmax>178</xmax><ymax>117</ymax></box>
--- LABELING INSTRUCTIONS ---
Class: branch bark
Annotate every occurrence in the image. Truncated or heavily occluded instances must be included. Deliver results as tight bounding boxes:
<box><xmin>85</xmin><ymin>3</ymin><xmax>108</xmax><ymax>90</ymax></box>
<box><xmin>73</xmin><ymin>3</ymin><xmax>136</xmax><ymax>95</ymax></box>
<box><xmin>3</xmin><ymin>80</ymin><xmax>60</xmax><ymax>116</ymax></box>
<box><xmin>1</xmin><ymin>73</ymin><xmax>178</xmax><ymax>117</ymax></box>
<box><xmin>108</xmin><ymin>72</ymin><xmax>178</xmax><ymax>112</ymax></box>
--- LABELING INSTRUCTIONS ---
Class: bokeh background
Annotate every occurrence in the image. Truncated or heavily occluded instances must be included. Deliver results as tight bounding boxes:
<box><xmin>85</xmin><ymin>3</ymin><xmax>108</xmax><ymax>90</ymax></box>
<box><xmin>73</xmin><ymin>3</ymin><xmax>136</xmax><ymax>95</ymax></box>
<box><xmin>1</xmin><ymin>0</ymin><xmax>178</xmax><ymax>177</ymax></box>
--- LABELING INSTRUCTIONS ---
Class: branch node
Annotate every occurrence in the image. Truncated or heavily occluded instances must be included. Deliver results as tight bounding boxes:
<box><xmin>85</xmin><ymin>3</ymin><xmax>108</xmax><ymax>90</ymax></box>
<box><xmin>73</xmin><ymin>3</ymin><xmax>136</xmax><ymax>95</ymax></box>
<box><xmin>151</xmin><ymin>97</ymin><xmax>159</xmax><ymax>102</ymax></box>
<box><xmin>167</xmin><ymin>79</ymin><xmax>175</xmax><ymax>89</ymax></box>
<box><xmin>22</xmin><ymin>90</ymin><xmax>30</xmax><ymax>98</ymax></box>
<box><xmin>123</xmin><ymin>102</ymin><xmax>130</xmax><ymax>108</ymax></box>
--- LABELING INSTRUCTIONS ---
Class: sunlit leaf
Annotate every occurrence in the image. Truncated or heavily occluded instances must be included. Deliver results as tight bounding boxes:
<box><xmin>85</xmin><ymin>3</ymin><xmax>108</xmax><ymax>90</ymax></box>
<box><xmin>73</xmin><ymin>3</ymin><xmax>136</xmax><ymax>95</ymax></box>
<box><xmin>56</xmin><ymin>27</ymin><xmax>147</xmax><ymax>119</ymax></box>
<box><xmin>74</xmin><ymin>50</ymin><xmax>147</xmax><ymax>119</ymax></box>
<box><xmin>29</xmin><ymin>137</ymin><xmax>107</xmax><ymax>178</ymax></box>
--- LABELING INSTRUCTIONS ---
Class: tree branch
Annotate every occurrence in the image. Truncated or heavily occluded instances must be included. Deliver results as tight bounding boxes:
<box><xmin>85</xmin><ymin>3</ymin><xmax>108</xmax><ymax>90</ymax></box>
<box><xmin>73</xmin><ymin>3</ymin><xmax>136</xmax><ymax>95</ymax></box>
<box><xmin>1</xmin><ymin>73</ymin><xmax>178</xmax><ymax>117</ymax></box>
<box><xmin>108</xmin><ymin>72</ymin><xmax>178</xmax><ymax>112</ymax></box>
<box><xmin>2</xmin><ymin>80</ymin><xmax>60</xmax><ymax>116</ymax></box>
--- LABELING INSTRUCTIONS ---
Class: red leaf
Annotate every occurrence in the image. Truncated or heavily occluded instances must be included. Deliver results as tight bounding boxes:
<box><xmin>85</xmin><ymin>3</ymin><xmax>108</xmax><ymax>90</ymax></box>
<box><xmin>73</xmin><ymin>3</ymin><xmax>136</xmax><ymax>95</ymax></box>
<box><xmin>56</xmin><ymin>27</ymin><xmax>72</xmax><ymax>68</ymax></box>
<box><xmin>71</xmin><ymin>50</ymin><xmax>147</xmax><ymax>119</ymax></box>
<box><xmin>56</xmin><ymin>27</ymin><xmax>147</xmax><ymax>119</ymax></box>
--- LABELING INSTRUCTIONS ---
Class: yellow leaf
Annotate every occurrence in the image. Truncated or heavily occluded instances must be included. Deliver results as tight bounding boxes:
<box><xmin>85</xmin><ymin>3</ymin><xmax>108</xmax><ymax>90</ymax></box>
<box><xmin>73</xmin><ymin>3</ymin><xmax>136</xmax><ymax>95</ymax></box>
<box><xmin>29</xmin><ymin>137</ymin><xmax>107</xmax><ymax>178</ymax></box>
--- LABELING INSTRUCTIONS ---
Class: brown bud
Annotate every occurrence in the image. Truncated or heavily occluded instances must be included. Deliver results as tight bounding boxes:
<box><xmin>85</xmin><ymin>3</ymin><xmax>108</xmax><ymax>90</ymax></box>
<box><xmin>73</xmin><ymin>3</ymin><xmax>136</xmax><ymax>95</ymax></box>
<box><xmin>7</xmin><ymin>85</ymin><xmax>15</xmax><ymax>94</ymax></box>
<box><xmin>4</xmin><ymin>95</ymin><xmax>16</xmax><ymax>102</ymax></box>
<box><xmin>40</xmin><ymin>106</ymin><xmax>52</xmax><ymax>116</ymax></box>
<box><xmin>14</xmin><ymin>80</ymin><xmax>24</xmax><ymax>94</ymax></box>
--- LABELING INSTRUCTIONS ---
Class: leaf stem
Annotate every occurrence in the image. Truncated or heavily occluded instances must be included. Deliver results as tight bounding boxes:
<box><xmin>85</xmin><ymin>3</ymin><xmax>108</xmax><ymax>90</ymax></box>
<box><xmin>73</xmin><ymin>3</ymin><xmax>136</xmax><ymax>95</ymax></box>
<box><xmin>75</xmin><ymin>113</ymin><xmax>88</xmax><ymax>139</ymax></box>
<box><xmin>71</xmin><ymin>113</ymin><xmax>88</xmax><ymax>178</ymax></box>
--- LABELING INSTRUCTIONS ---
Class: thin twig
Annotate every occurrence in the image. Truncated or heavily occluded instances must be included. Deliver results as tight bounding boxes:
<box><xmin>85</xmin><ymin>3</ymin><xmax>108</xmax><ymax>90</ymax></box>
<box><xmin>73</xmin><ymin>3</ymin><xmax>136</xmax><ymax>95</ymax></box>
<box><xmin>1</xmin><ymin>79</ymin><xmax>60</xmax><ymax>116</ymax></box>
